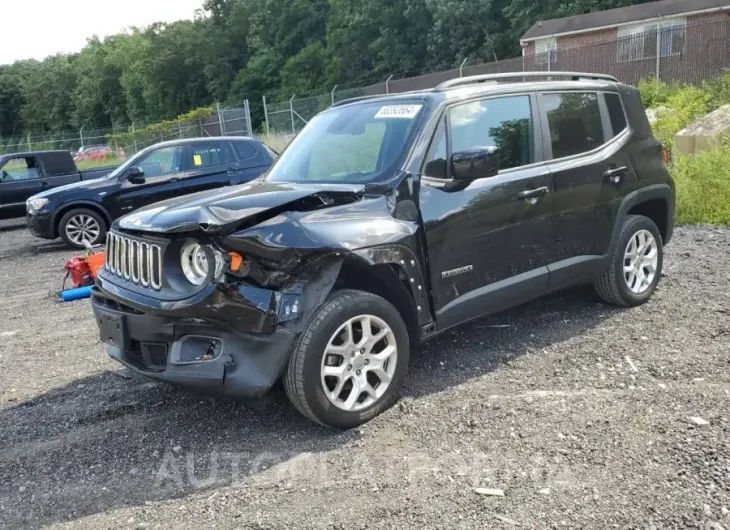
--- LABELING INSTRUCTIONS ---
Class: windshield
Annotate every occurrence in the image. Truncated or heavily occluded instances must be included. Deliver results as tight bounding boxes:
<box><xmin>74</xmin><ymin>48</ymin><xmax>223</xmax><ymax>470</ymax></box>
<box><xmin>265</xmin><ymin>100</ymin><xmax>426</xmax><ymax>184</ymax></box>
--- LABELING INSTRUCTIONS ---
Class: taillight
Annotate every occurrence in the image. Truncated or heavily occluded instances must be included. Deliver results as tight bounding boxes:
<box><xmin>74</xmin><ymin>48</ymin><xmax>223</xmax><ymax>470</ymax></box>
<box><xmin>662</xmin><ymin>148</ymin><xmax>669</xmax><ymax>164</ymax></box>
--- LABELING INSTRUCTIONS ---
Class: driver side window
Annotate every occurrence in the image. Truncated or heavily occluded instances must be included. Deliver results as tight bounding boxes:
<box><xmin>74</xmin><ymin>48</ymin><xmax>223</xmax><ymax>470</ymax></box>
<box><xmin>137</xmin><ymin>146</ymin><xmax>182</xmax><ymax>178</ymax></box>
<box><xmin>1</xmin><ymin>157</ymin><xmax>41</xmax><ymax>182</ymax></box>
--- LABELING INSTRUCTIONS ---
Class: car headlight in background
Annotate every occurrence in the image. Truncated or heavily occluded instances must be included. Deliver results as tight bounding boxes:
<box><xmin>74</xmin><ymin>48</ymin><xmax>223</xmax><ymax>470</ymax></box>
<box><xmin>26</xmin><ymin>198</ymin><xmax>49</xmax><ymax>211</ymax></box>
<box><xmin>180</xmin><ymin>242</ymin><xmax>225</xmax><ymax>285</ymax></box>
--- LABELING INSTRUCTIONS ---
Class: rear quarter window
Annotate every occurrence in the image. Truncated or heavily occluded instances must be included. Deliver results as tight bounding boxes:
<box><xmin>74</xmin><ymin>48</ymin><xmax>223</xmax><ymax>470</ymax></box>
<box><xmin>605</xmin><ymin>93</ymin><xmax>628</xmax><ymax>137</ymax></box>
<box><xmin>232</xmin><ymin>142</ymin><xmax>259</xmax><ymax>162</ymax></box>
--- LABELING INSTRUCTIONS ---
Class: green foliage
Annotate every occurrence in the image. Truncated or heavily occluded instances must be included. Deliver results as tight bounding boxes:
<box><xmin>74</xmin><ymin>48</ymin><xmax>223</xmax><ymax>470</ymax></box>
<box><xmin>106</xmin><ymin>106</ymin><xmax>214</xmax><ymax>150</ymax></box>
<box><xmin>0</xmin><ymin>0</ymin><xmax>662</xmax><ymax>140</ymax></box>
<box><xmin>673</xmin><ymin>139</ymin><xmax>730</xmax><ymax>225</ymax></box>
<box><xmin>652</xmin><ymin>85</ymin><xmax>713</xmax><ymax>149</ymax></box>
<box><xmin>637</xmin><ymin>79</ymin><xmax>681</xmax><ymax>109</ymax></box>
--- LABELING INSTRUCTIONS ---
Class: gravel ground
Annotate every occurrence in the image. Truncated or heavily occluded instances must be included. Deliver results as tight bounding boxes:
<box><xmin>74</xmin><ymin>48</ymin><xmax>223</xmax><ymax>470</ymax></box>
<box><xmin>0</xmin><ymin>218</ymin><xmax>729</xmax><ymax>530</ymax></box>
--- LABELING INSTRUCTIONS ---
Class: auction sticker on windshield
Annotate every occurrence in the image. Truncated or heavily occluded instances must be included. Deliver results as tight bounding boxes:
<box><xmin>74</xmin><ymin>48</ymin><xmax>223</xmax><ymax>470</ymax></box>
<box><xmin>374</xmin><ymin>104</ymin><xmax>423</xmax><ymax>119</ymax></box>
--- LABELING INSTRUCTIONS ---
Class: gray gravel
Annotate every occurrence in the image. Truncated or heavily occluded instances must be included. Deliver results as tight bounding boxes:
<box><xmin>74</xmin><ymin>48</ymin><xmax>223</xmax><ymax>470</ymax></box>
<box><xmin>0</xmin><ymin>219</ymin><xmax>729</xmax><ymax>530</ymax></box>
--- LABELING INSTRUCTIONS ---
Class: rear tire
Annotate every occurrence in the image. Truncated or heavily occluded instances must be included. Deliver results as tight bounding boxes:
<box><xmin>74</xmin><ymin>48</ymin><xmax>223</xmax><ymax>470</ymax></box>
<box><xmin>594</xmin><ymin>215</ymin><xmax>663</xmax><ymax>307</ymax></box>
<box><xmin>284</xmin><ymin>289</ymin><xmax>410</xmax><ymax>429</ymax></box>
<box><xmin>58</xmin><ymin>208</ymin><xmax>107</xmax><ymax>249</ymax></box>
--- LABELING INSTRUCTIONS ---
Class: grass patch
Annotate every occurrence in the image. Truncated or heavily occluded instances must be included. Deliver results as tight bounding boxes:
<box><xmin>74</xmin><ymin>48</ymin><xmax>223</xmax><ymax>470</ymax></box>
<box><xmin>673</xmin><ymin>139</ymin><xmax>730</xmax><ymax>225</ymax></box>
<box><xmin>75</xmin><ymin>157</ymin><xmax>125</xmax><ymax>170</ymax></box>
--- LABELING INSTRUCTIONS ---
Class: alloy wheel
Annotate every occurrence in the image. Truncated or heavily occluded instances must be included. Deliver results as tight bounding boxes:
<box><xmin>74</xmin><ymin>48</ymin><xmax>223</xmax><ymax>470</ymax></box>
<box><xmin>320</xmin><ymin>314</ymin><xmax>398</xmax><ymax>412</ymax></box>
<box><xmin>65</xmin><ymin>214</ymin><xmax>101</xmax><ymax>246</ymax></box>
<box><xmin>624</xmin><ymin>229</ymin><xmax>659</xmax><ymax>295</ymax></box>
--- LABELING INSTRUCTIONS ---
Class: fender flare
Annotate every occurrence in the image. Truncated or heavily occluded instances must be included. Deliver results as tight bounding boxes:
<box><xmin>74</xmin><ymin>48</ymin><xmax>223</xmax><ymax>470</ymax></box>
<box><xmin>352</xmin><ymin>244</ymin><xmax>432</xmax><ymax>327</ymax></box>
<box><xmin>608</xmin><ymin>183</ymin><xmax>675</xmax><ymax>258</ymax></box>
<box><xmin>51</xmin><ymin>201</ymin><xmax>113</xmax><ymax>237</ymax></box>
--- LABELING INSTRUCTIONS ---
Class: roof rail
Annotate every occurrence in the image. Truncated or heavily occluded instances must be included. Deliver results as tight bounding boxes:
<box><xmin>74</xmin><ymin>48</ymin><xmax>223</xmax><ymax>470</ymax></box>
<box><xmin>330</xmin><ymin>95</ymin><xmax>385</xmax><ymax>108</ymax></box>
<box><xmin>434</xmin><ymin>71</ymin><xmax>619</xmax><ymax>91</ymax></box>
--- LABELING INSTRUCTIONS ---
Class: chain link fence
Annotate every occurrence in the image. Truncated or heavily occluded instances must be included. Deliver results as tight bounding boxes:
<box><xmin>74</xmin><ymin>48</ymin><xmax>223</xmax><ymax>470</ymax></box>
<box><xmin>262</xmin><ymin>16</ymin><xmax>730</xmax><ymax>135</ymax></box>
<box><xmin>0</xmin><ymin>102</ymin><xmax>253</xmax><ymax>160</ymax></box>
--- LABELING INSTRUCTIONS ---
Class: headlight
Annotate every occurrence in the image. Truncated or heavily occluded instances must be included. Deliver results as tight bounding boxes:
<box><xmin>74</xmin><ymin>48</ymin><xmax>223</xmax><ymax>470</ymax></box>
<box><xmin>180</xmin><ymin>243</ymin><xmax>225</xmax><ymax>285</ymax></box>
<box><xmin>27</xmin><ymin>198</ymin><xmax>49</xmax><ymax>211</ymax></box>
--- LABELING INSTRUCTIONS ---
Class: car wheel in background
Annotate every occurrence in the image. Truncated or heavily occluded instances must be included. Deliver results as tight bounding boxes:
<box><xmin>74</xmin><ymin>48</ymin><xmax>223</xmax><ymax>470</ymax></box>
<box><xmin>58</xmin><ymin>208</ymin><xmax>107</xmax><ymax>249</ymax></box>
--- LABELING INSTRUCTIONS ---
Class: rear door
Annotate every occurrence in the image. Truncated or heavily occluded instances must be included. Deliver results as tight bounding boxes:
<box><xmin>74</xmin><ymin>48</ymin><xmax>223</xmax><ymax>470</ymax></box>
<box><xmin>0</xmin><ymin>156</ymin><xmax>44</xmax><ymax>218</ymax></box>
<box><xmin>183</xmin><ymin>141</ymin><xmax>240</xmax><ymax>191</ymax></box>
<box><xmin>231</xmin><ymin>141</ymin><xmax>272</xmax><ymax>183</ymax></box>
<box><xmin>538</xmin><ymin>91</ymin><xmax>636</xmax><ymax>287</ymax></box>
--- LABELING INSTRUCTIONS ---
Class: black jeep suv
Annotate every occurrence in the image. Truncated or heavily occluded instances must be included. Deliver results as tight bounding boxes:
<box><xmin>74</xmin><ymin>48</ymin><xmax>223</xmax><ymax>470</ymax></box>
<box><xmin>26</xmin><ymin>137</ymin><xmax>275</xmax><ymax>249</ymax></box>
<box><xmin>92</xmin><ymin>72</ymin><xmax>674</xmax><ymax>428</ymax></box>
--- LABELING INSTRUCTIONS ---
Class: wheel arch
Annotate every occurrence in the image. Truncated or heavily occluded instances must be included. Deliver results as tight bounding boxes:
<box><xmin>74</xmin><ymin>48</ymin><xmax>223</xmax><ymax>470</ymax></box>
<box><xmin>609</xmin><ymin>184</ymin><xmax>674</xmax><ymax>257</ymax></box>
<box><xmin>334</xmin><ymin>256</ymin><xmax>424</xmax><ymax>347</ymax></box>
<box><xmin>52</xmin><ymin>201</ymin><xmax>112</xmax><ymax>239</ymax></box>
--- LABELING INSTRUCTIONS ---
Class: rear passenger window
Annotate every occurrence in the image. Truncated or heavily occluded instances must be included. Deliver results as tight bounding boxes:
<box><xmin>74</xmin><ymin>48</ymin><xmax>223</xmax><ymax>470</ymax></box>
<box><xmin>232</xmin><ymin>142</ymin><xmax>258</xmax><ymax>161</ymax></box>
<box><xmin>605</xmin><ymin>93</ymin><xmax>628</xmax><ymax>137</ymax></box>
<box><xmin>540</xmin><ymin>93</ymin><xmax>604</xmax><ymax>159</ymax></box>
<box><xmin>189</xmin><ymin>142</ymin><xmax>234</xmax><ymax>169</ymax></box>
<box><xmin>448</xmin><ymin>95</ymin><xmax>534</xmax><ymax>172</ymax></box>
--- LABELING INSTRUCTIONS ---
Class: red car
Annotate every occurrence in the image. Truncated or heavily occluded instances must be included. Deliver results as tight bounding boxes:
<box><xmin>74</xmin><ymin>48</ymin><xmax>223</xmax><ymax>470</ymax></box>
<box><xmin>74</xmin><ymin>145</ymin><xmax>125</xmax><ymax>163</ymax></box>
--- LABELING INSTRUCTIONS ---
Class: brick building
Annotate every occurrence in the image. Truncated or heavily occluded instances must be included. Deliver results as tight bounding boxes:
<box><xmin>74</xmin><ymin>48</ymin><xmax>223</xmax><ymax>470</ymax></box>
<box><xmin>520</xmin><ymin>0</ymin><xmax>730</xmax><ymax>84</ymax></box>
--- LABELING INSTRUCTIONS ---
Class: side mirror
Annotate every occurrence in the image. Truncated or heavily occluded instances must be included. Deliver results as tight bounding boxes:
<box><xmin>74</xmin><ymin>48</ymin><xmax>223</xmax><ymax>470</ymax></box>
<box><xmin>127</xmin><ymin>166</ymin><xmax>145</xmax><ymax>184</ymax></box>
<box><xmin>451</xmin><ymin>146</ymin><xmax>500</xmax><ymax>182</ymax></box>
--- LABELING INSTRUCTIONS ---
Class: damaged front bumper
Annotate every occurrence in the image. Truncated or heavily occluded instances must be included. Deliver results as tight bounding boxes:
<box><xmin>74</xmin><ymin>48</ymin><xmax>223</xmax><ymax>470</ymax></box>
<box><xmin>91</xmin><ymin>275</ymin><xmax>311</xmax><ymax>398</ymax></box>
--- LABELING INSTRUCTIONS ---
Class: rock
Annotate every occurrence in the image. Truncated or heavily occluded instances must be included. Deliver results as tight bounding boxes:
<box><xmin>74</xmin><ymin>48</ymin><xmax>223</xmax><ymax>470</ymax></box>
<box><xmin>646</xmin><ymin>107</ymin><xmax>669</xmax><ymax>125</ymax></box>
<box><xmin>690</xmin><ymin>416</ymin><xmax>710</xmax><ymax>426</ymax></box>
<box><xmin>674</xmin><ymin>105</ymin><xmax>730</xmax><ymax>156</ymax></box>
<box><xmin>475</xmin><ymin>488</ymin><xmax>504</xmax><ymax>497</ymax></box>
<box><xmin>172</xmin><ymin>445</ymin><xmax>183</xmax><ymax>454</ymax></box>
<box><xmin>539</xmin><ymin>488</ymin><xmax>551</xmax><ymax>495</ymax></box>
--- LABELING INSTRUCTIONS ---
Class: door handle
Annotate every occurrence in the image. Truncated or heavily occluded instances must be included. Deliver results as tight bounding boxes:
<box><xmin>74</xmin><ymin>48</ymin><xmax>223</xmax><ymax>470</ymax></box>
<box><xmin>603</xmin><ymin>166</ymin><xmax>628</xmax><ymax>184</ymax></box>
<box><xmin>39</xmin><ymin>181</ymin><xmax>48</xmax><ymax>187</ymax></box>
<box><xmin>518</xmin><ymin>186</ymin><xmax>549</xmax><ymax>200</ymax></box>
<box><xmin>169</xmin><ymin>177</ymin><xmax>180</xmax><ymax>183</ymax></box>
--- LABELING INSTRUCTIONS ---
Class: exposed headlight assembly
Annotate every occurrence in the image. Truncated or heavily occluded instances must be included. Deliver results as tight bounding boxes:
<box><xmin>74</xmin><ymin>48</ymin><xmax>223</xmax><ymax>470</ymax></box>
<box><xmin>180</xmin><ymin>242</ymin><xmax>225</xmax><ymax>285</ymax></box>
<box><xmin>27</xmin><ymin>198</ymin><xmax>49</xmax><ymax>211</ymax></box>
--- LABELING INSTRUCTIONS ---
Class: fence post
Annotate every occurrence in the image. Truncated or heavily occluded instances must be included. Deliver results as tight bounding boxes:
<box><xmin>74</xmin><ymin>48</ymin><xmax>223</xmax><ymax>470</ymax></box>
<box><xmin>132</xmin><ymin>122</ymin><xmax>137</xmax><ymax>154</ymax></box>
<box><xmin>79</xmin><ymin>127</ymin><xmax>84</xmax><ymax>150</ymax></box>
<box><xmin>216</xmin><ymin>100</ymin><xmax>226</xmax><ymax>136</ymax></box>
<box><xmin>459</xmin><ymin>58</ymin><xmax>468</xmax><ymax>77</ymax></box>
<box><xmin>289</xmin><ymin>94</ymin><xmax>296</xmax><ymax>135</ymax></box>
<box><xmin>655</xmin><ymin>25</ymin><xmax>662</xmax><ymax>82</ymax></box>
<box><xmin>331</xmin><ymin>84</ymin><xmax>338</xmax><ymax>105</ymax></box>
<box><xmin>27</xmin><ymin>133</ymin><xmax>31</xmax><ymax>151</ymax></box>
<box><xmin>262</xmin><ymin>95</ymin><xmax>270</xmax><ymax>135</ymax></box>
<box><xmin>385</xmin><ymin>75</ymin><xmax>393</xmax><ymax>94</ymax></box>
<box><xmin>243</xmin><ymin>99</ymin><xmax>253</xmax><ymax>137</ymax></box>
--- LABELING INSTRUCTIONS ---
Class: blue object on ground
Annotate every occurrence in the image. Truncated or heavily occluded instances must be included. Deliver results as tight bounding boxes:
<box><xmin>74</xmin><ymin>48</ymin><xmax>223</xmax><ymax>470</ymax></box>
<box><xmin>60</xmin><ymin>286</ymin><xmax>94</xmax><ymax>302</ymax></box>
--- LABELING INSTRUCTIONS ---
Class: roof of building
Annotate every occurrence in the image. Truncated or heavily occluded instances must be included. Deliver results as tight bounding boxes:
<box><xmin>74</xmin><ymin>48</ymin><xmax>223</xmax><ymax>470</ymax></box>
<box><xmin>521</xmin><ymin>0</ymin><xmax>730</xmax><ymax>42</ymax></box>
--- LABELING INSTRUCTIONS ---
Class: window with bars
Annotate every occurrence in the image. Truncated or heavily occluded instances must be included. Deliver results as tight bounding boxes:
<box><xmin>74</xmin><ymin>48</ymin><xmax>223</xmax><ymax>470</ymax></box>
<box><xmin>617</xmin><ymin>19</ymin><xmax>686</xmax><ymax>62</ymax></box>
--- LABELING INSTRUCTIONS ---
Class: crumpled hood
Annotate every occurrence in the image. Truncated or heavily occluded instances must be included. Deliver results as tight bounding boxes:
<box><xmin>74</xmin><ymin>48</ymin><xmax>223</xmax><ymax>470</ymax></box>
<box><xmin>118</xmin><ymin>180</ymin><xmax>366</xmax><ymax>233</ymax></box>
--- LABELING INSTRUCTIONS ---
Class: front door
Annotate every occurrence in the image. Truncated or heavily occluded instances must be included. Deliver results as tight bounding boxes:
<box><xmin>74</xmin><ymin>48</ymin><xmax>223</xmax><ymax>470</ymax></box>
<box><xmin>108</xmin><ymin>144</ymin><xmax>188</xmax><ymax>218</ymax></box>
<box><xmin>420</xmin><ymin>94</ymin><xmax>552</xmax><ymax>329</ymax></box>
<box><xmin>0</xmin><ymin>156</ymin><xmax>44</xmax><ymax>219</ymax></box>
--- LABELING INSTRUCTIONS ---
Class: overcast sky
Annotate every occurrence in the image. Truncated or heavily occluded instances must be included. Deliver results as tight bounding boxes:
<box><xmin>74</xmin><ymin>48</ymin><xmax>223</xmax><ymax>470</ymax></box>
<box><xmin>0</xmin><ymin>0</ymin><xmax>203</xmax><ymax>65</ymax></box>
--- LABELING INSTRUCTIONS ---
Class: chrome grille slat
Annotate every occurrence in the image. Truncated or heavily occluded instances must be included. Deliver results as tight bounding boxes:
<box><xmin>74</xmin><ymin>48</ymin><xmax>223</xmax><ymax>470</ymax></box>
<box><xmin>105</xmin><ymin>232</ymin><xmax>163</xmax><ymax>290</ymax></box>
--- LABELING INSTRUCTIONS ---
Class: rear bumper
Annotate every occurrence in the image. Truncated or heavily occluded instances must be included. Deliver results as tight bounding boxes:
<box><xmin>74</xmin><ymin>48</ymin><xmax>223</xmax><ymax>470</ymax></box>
<box><xmin>91</xmin><ymin>290</ymin><xmax>297</xmax><ymax>398</ymax></box>
<box><xmin>26</xmin><ymin>210</ymin><xmax>55</xmax><ymax>239</ymax></box>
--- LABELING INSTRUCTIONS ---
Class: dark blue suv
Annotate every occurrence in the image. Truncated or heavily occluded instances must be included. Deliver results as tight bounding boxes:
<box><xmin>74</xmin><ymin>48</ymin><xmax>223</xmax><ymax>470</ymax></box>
<box><xmin>26</xmin><ymin>137</ymin><xmax>276</xmax><ymax>248</ymax></box>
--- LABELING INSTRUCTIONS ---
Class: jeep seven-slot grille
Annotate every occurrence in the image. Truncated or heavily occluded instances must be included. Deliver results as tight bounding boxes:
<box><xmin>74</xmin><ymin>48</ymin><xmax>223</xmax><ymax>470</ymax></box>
<box><xmin>105</xmin><ymin>232</ymin><xmax>163</xmax><ymax>290</ymax></box>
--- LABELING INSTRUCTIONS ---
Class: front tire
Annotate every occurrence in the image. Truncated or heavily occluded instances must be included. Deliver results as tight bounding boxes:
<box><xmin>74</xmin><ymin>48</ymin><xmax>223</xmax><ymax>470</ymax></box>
<box><xmin>284</xmin><ymin>289</ymin><xmax>410</xmax><ymax>429</ymax></box>
<box><xmin>58</xmin><ymin>208</ymin><xmax>107</xmax><ymax>249</ymax></box>
<box><xmin>594</xmin><ymin>215</ymin><xmax>663</xmax><ymax>307</ymax></box>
